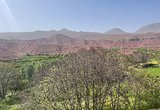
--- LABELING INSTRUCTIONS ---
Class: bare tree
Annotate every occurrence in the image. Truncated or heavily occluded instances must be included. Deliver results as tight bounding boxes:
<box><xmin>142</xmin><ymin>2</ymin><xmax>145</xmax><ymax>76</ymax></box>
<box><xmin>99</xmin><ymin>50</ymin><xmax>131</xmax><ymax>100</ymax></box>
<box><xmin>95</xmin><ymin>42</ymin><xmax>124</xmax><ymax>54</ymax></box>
<box><xmin>28</xmin><ymin>49</ymin><xmax>131</xmax><ymax>110</ymax></box>
<box><xmin>28</xmin><ymin>49</ymin><xmax>160</xmax><ymax>110</ymax></box>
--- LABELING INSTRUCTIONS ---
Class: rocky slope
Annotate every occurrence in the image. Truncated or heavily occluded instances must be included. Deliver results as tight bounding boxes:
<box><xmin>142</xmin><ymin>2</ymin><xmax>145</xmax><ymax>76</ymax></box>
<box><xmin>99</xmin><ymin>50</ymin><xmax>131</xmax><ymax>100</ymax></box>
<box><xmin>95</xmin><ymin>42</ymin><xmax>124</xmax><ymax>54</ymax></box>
<box><xmin>1</xmin><ymin>23</ymin><xmax>160</xmax><ymax>60</ymax></box>
<box><xmin>0</xmin><ymin>33</ymin><xmax>160</xmax><ymax>60</ymax></box>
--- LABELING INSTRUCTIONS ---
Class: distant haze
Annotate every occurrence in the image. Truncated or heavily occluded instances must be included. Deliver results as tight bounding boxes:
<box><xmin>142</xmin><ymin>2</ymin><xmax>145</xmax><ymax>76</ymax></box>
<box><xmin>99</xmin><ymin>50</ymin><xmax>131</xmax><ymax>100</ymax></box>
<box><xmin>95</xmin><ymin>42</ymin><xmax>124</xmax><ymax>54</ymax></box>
<box><xmin>0</xmin><ymin>23</ymin><xmax>160</xmax><ymax>40</ymax></box>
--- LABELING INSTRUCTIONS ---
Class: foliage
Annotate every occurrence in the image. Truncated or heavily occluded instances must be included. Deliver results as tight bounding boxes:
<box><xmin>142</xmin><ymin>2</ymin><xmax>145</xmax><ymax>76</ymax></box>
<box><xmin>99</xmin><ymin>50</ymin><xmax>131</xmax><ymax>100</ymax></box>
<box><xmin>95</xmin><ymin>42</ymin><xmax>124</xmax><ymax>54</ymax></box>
<box><xmin>0</xmin><ymin>62</ymin><xmax>20</xmax><ymax>99</ymax></box>
<box><xmin>0</xmin><ymin>49</ymin><xmax>160</xmax><ymax>110</ymax></box>
<box><xmin>2</xmin><ymin>95</ymin><xmax>21</xmax><ymax>105</ymax></box>
<box><xmin>28</xmin><ymin>49</ymin><xmax>160</xmax><ymax>110</ymax></box>
<box><xmin>0</xmin><ymin>54</ymin><xmax>63</xmax><ymax>108</ymax></box>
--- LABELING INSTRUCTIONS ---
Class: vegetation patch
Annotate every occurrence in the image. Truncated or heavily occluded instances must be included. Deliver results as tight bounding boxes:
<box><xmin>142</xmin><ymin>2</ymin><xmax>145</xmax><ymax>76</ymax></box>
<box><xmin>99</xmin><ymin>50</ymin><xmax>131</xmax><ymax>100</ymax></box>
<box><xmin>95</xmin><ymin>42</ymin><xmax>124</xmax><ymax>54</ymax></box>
<box><xmin>0</xmin><ymin>49</ymin><xmax>160</xmax><ymax>110</ymax></box>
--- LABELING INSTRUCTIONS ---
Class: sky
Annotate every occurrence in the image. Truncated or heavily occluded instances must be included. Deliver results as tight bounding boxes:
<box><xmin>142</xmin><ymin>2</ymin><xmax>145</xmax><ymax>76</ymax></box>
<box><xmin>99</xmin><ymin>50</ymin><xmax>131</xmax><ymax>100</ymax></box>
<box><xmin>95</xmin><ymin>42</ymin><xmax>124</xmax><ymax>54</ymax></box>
<box><xmin>0</xmin><ymin>0</ymin><xmax>160</xmax><ymax>32</ymax></box>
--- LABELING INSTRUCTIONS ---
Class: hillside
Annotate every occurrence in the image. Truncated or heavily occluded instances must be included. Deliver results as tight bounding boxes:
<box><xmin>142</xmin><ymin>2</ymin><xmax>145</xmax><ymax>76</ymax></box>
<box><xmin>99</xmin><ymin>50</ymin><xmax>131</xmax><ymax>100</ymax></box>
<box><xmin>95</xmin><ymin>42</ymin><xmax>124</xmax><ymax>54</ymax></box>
<box><xmin>105</xmin><ymin>28</ymin><xmax>128</xmax><ymax>34</ymax></box>
<box><xmin>0</xmin><ymin>23</ymin><xmax>160</xmax><ymax>60</ymax></box>
<box><xmin>0</xmin><ymin>33</ymin><xmax>160</xmax><ymax>60</ymax></box>
<box><xmin>136</xmin><ymin>23</ymin><xmax>160</xmax><ymax>33</ymax></box>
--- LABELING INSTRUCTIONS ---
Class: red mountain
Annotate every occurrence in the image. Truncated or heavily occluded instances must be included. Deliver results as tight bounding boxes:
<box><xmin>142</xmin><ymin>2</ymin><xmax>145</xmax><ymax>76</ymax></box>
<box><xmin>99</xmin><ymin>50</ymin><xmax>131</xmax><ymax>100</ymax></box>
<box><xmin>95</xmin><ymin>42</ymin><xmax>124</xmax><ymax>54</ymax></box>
<box><xmin>0</xmin><ymin>33</ymin><xmax>160</xmax><ymax>60</ymax></box>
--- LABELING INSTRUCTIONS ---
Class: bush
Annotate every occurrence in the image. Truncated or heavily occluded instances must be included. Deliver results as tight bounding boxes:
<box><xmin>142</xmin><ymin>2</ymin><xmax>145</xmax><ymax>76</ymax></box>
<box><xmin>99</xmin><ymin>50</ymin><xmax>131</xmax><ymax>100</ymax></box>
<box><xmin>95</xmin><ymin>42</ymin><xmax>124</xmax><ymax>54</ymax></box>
<box><xmin>3</xmin><ymin>95</ymin><xmax>21</xmax><ymax>105</ymax></box>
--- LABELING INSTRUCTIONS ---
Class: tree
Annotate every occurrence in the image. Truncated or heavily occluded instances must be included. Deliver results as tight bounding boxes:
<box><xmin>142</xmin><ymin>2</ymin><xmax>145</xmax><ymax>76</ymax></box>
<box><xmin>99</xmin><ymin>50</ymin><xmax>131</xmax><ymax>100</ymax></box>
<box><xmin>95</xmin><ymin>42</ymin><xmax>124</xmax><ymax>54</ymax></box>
<box><xmin>28</xmin><ymin>49</ymin><xmax>130</xmax><ymax>110</ymax></box>
<box><xmin>0</xmin><ymin>62</ymin><xmax>17</xmax><ymax>99</ymax></box>
<box><xmin>27</xmin><ymin>49</ymin><xmax>160</xmax><ymax>110</ymax></box>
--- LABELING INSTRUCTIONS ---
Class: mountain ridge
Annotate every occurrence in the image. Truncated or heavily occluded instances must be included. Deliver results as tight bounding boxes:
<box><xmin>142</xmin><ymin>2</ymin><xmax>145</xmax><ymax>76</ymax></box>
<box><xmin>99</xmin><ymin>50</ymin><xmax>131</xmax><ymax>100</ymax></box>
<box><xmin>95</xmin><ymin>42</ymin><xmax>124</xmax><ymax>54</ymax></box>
<box><xmin>0</xmin><ymin>23</ymin><xmax>160</xmax><ymax>40</ymax></box>
<box><xmin>135</xmin><ymin>23</ymin><xmax>160</xmax><ymax>33</ymax></box>
<box><xmin>105</xmin><ymin>28</ymin><xmax>129</xmax><ymax>34</ymax></box>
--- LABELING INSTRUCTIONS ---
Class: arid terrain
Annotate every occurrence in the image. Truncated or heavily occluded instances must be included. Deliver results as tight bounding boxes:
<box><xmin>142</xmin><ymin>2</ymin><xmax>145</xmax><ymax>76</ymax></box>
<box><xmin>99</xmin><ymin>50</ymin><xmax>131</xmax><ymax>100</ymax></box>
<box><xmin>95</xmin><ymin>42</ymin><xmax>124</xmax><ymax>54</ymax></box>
<box><xmin>1</xmin><ymin>23</ymin><xmax>160</xmax><ymax>60</ymax></box>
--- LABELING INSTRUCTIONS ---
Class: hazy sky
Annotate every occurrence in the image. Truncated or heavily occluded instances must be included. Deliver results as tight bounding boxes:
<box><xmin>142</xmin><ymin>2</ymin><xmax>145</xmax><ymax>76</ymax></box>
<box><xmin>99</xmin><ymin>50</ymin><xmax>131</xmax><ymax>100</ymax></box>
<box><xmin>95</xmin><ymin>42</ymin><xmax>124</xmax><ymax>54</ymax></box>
<box><xmin>0</xmin><ymin>0</ymin><xmax>160</xmax><ymax>32</ymax></box>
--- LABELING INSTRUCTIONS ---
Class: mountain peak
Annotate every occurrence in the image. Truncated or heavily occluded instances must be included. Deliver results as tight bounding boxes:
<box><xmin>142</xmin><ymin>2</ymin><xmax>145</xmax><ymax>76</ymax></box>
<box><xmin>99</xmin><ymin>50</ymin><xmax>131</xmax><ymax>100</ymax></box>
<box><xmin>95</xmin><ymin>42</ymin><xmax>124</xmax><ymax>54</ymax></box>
<box><xmin>135</xmin><ymin>23</ymin><xmax>160</xmax><ymax>33</ymax></box>
<box><xmin>59</xmin><ymin>28</ymin><xmax>72</xmax><ymax>32</ymax></box>
<box><xmin>105</xmin><ymin>28</ymin><xmax>128</xmax><ymax>34</ymax></box>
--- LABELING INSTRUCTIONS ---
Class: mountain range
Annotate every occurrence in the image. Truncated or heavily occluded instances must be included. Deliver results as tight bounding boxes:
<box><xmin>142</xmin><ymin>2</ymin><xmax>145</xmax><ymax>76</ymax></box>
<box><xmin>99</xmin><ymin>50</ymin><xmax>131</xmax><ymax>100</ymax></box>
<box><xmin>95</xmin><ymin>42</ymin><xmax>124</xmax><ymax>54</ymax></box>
<box><xmin>0</xmin><ymin>23</ymin><xmax>160</xmax><ymax>40</ymax></box>
<box><xmin>0</xmin><ymin>23</ymin><xmax>160</xmax><ymax>60</ymax></box>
